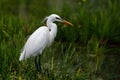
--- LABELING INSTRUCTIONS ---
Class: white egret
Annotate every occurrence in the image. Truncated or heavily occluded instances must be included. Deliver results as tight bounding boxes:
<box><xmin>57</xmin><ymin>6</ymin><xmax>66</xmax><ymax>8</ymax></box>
<box><xmin>19</xmin><ymin>14</ymin><xmax>73</xmax><ymax>72</ymax></box>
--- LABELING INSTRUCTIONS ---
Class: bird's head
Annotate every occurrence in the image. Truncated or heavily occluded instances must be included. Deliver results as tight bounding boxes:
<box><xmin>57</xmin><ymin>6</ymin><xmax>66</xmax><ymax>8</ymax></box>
<box><xmin>44</xmin><ymin>14</ymin><xmax>73</xmax><ymax>26</ymax></box>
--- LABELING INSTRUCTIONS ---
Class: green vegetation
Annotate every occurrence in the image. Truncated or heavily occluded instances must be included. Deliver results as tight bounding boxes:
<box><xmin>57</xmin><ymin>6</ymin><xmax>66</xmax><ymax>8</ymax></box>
<box><xmin>0</xmin><ymin>0</ymin><xmax>120</xmax><ymax>80</ymax></box>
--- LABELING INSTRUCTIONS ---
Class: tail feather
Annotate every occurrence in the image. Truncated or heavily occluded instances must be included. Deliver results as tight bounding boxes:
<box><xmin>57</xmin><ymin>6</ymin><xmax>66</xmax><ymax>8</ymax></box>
<box><xmin>19</xmin><ymin>51</ymin><xmax>26</xmax><ymax>61</ymax></box>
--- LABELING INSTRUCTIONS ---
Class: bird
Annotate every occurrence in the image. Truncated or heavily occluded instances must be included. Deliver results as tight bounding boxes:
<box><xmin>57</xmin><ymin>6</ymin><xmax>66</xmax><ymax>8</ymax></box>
<box><xmin>19</xmin><ymin>14</ymin><xmax>73</xmax><ymax>72</ymax></box>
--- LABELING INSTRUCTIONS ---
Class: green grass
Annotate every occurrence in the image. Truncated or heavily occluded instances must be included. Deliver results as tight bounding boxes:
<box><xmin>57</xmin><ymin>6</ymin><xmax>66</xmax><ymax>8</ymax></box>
<box><xmin>0</xmin><ymin>0</ymin><xmax>120</xmax><ymax>80</ymax></box>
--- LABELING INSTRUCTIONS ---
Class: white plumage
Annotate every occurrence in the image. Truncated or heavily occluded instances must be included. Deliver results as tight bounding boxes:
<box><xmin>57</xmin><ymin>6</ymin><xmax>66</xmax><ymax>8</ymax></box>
<box><xmin>19</xmin><ymin>14</ymin><xmax>60</xmax><ymax>61</ymax></box>
<box><xmin>19</xmin><ymin>27</ymin><xmax>50</xmax><ymax>61</ymax></box>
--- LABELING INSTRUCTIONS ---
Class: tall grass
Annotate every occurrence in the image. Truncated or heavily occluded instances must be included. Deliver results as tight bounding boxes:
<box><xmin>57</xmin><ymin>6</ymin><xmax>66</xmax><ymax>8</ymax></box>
<box><xmin>0</xmin><ymin>0</ymin><xmax>120</xmax><ymax>80</ymax></box>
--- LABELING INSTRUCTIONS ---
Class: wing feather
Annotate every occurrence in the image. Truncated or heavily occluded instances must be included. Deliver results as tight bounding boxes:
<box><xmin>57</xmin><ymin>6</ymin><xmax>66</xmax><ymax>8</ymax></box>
<box><xmin>19</xmin><ymin>26</ymin><xmax>49</xmax><ymax>61</ymax></box>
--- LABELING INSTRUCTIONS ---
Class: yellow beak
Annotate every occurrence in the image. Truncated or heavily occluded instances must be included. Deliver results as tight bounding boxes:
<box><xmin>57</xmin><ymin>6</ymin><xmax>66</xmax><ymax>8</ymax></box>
<box><xmin>63</xmin><ymin>20</ymin><xmax>73</xmax><ymax>26</ymax></box>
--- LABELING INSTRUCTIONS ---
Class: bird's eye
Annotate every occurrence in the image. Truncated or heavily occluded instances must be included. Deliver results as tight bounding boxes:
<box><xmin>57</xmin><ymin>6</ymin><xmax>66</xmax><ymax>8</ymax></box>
<box><xmin>56</xmin><ymin>17</ymin><xmax>60</xmax><ymax>20</ymax></box>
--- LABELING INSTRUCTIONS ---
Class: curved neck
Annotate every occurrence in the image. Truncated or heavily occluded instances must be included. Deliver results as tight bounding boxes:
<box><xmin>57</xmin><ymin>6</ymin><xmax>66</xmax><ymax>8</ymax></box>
<box><xmin>46</xmin><ymin>20</ymin><xmax>57</xmax><ymax>46</ymax></box>
<box><xmin>47</xmin><ymin>20</ymin><xmax>52</xmax><ymax>29</ymax></box>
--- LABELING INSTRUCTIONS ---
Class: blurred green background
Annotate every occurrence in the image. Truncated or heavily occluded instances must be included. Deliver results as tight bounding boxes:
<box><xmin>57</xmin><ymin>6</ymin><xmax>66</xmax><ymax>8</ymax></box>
<box><xmin>0</xmin><ymin>0</ymin><xmax>120</xmax><ymax>80</ymax></box>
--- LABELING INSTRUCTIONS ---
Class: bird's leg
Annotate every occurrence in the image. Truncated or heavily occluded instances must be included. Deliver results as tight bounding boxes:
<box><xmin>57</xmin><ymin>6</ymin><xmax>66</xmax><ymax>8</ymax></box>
<box><xmin>34</xmin><ymin>56</ymin><xmax>41</xmax><ymax>72</ymax></box>
<box><xmin>38</xmin><ymin>55</ymin><xmax>41</xmax><ymax>72</ymax></box>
